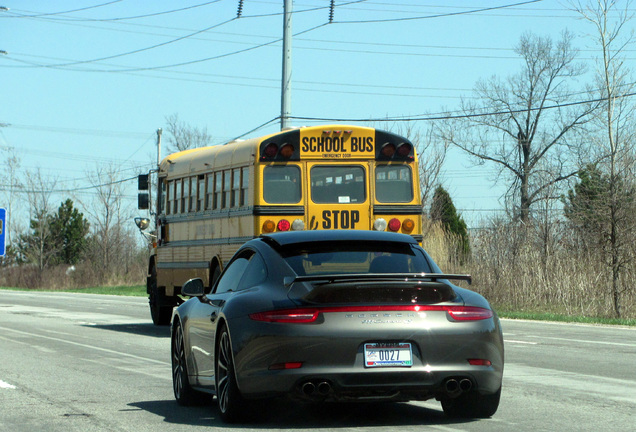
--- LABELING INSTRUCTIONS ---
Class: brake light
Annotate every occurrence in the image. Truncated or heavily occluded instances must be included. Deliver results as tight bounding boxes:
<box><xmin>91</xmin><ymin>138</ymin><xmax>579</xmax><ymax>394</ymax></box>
<box><xmin>447</xmin><ymin>307</ymin><xmax>493</xmax><ymax>321</ymax></box>
<box><xmin>269</xmin><ymin>362</ymin><xmax>303</xmax><ymax>370</ymax></box>
<box><xmin>250</xmin><ymin>309</ymin><xmax>320</xmax><ymax>323</ymax></box>
<box><xmin>277</xmin><ymin>219</ymin><xmax>290</xmax><ymax>231</ymax></box>
<box><xmin>388</xmin><ymin>218</ymin><xmax>401</xmax><ymax>232</ymax></box>
<box><xmin>249</xmin><ymin>306</ymin><xmax>493</xmax><ymax>324</ymax></box>
<box><xmin>468</xmin><ymin>359</ymin><xmax>492</xmax><ymax>366</ymax></box>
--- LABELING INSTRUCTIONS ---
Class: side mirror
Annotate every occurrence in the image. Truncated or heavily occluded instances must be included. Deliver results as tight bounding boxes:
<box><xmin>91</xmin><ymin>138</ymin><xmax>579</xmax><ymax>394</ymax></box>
<box><xmin>182</xmin><ymin>278</ymin><xmax>205</xmax><ymax>297</ymax></box>
<box><xmin>134</xmin><ymin>217</ymin><xmax>151</xmax><ymax>231</ymax></box>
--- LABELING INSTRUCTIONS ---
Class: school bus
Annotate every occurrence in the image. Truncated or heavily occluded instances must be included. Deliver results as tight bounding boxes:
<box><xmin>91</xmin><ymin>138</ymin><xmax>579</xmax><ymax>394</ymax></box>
<box><xmin>136</xmin><ymin>125</ymin><xmax>423</xmax><ymax>325</ymax></box>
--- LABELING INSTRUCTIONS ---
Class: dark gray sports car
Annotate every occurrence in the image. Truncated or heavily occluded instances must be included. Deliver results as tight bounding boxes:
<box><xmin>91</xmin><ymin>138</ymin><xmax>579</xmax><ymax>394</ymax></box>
<box><xmin>171</xmin><ymin>230</ymin><xmax>504</xmax><ymax>423</ymax></box>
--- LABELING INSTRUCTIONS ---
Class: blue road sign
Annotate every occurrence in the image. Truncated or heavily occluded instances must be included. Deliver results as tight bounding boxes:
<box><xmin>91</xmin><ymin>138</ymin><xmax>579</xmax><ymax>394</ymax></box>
<box><xmin>0</xmin><ymin>208</ymin><xmax>5</xmax><ymax>257</ymax></box>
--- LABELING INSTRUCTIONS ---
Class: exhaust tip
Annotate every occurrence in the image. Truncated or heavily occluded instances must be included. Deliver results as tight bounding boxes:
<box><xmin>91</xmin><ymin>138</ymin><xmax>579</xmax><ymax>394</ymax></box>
<box><xmin>459</xmin><ymin>378</ymin><xmax>472</xmax><ymax>392</ymax></box>
<box><xmin>444</xmin><ymin>379</ymin><xmax>459</xmax><ymax>394</ymax></box>
<box><xmin>317</xmin><ymin>381</ymin><xmax>331</xmax><ymax>395</ymax></box>
<box><xmin>301</xmin><ymin>382</ymin><xmax>316</xmax><ymax>396</ymax></box>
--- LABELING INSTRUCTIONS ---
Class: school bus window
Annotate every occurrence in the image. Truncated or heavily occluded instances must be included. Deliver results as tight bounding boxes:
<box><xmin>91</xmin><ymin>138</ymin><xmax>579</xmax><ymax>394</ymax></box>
<box><xmin>182</xmin><ymin>178</ymin><xmax>189</xmax><ymax>213</ymax></box>
<box><xmin>174</xmin><ymin>179</ymin><xmax>181</xmax><ymax>214</ymax></box>
<box><xmin>241</xmin><ymin>167</ymin><xmax>249</xmax><ymax>206</ymax></box>
<box><xmin>223</xmin><ymin>170</ymin><xmax>232</xmax><ymax>208</ymax></box>
<box><xmin>232</xmin><ymin>168</ymin><xmax>241</xmax><ymax>207</ymax></box>
<box><xmin>375</xmin><ymin>165</ymin><xmax>413</xmax><ymax>203</ymax></box>
<box><xmin>214</xmin><ymin>172</ymin><xmax>222</xmax><ymax>210</ymax></box>
<box><xmin>189</xmin><ymin>176</ymin><xmax>197</xmax><ymax>212</ymax></box>
<box><xmin>197</xmin><ymin>175</ymin><xmax>204</xmax><ymax>211</ymax></box>
<box><xmin>166</xmin><ymin>180</ymin><xmax>172</xmax><ymax>215</ymax></box>
<box><xmin>205</xmin><ymin>174</ymin><xmax>214</xmax><ymax>210</ymax></box>
<box><xmin>159</xmin><ymin>178</ymin><xmax>166</xmax><ymax>215</ymax></box>
<box><xmin>263</xmin><ymin>166</ymin><xmax>301</xmax><ymax>204</ymax></box>
<box><xmin>311</xmin><ymin>166</ymin><xmax>365</xmax><ymax>204</ymax></box>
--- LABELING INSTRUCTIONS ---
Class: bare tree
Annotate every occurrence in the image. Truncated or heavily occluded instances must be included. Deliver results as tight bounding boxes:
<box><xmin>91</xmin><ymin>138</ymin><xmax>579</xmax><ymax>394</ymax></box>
<box><xmin>0</xmin><ymin>146</ymin><xmax>22</xmax><ymax>245</ymax></box>
<box><xmin>21</xmin><ymin>168</ymin><xmax>58</xmax><ymax>271</ymax></box>
<box><xmin>380</xmin><ymin>122</ymin><xmax>448</xmax><ymax>212</ymax></box>
<box><xmin>165</xmin><ymin>113</ymin><xmax>213</xmax><ymax>154</ymax></box>
<box><xmin>572</xmin><ymin>0</ymin><xmax>636</xmax><ymax>317</ymax></box>
<box><xmin>438</xmin><ymin>31</ymin><xmax>597</xmax><ymax>223</ymax></box>
<box><xmin>79</xmin><ymin>164</ymin><xmax>134</xmax><ymax>279</ymax></box>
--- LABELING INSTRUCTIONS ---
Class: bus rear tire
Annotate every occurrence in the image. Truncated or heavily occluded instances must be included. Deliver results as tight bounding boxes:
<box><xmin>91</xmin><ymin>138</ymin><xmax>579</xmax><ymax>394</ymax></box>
<box><xmin>149</xmin><ymin>265</ymin><xmax>173</xmax><ymax>326</ymax></box>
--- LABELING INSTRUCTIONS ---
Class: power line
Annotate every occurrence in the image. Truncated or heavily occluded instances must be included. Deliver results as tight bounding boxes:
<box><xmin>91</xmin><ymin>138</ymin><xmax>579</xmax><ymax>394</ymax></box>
<box><xmin>289</xmin><ymin>91</ymin><xmax>636</xmax><ymax>123</ymax></box>
<box><xmin>5</xmin><ymin>1</ymin><xmax>222</xmax><ymax>22</ymax></box>
<box><xmin>0</xmin><ymin>0</ymin><xmax>123</xmax><ymax>18</ymax></box>
<box><xmin>332</xmin><ymin>0</ymin><xmax>544</xmax><ymax>24</ymax></box>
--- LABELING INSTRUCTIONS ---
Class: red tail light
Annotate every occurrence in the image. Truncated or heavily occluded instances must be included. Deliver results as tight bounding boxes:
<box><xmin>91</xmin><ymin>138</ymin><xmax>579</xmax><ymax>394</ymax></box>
<box><xmin>447</xmin><ymin>307</ymin><xmax>493</xmax><ymax>321</ymax></box>
<box><xmin>468</xmin><ymin>359</ymin><xmax>492</xmax><ymax>366</ymax></box>
<box><xmin>250</xmin><ymin>309</ymin><xmax>319</xmax><ymax>323</ymax></box>
<box><xmin>388</xmin><ymin>218</ymin><xmax>401</xmax><ymax>232</ymax></box>
<box><xmin>250</xmin><ymin>306</ymin><xmax>493</xmax><ymax>324</ymax></box>
<box><xmin>277</xmin><ymin>219</ymin><xmax>291</xmax><ymax>231</ymax></box>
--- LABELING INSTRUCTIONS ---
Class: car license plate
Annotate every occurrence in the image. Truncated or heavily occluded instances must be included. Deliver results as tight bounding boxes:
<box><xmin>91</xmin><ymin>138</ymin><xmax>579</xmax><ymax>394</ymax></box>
<box><xmin>364</xmin><ymin>342</ymin><xmax>412</xmax><ymax>367</ymax></box>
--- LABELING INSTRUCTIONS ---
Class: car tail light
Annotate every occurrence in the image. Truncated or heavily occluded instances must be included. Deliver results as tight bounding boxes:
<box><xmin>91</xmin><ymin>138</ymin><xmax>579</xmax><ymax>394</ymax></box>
<box><xmin>262</xmin><ymin>220</ymin><xmax>275</xmax><ymax>233</ymax></box>
<box><xmin>277</xmin><ymin>219</ymin><xmax>290</xmax><ymax>231</ymax></box>
<box><xmin>250</xmin><ymin>309</ymin><xmax>320</xmax><ymax>323</ymax></box>
<box><xmin>388</xmin><ymin>218</ymin><xmax>401</xmax><ymax>232</ymax></box>
<box><xmin>447</xmin><ymin>307</ymin><xmax>494</xmax><ymax>321</ymax></box>
<box><xmin>468</xmin><ymin>359</ymin><xmax>492</xmax><ymax>366</ymax></box>
<box><xmin>402</xmin><ymin>218</ymin><xmax>415</xmax><ymax>233</ymax></box>
<box><xmin>250</xmin><ymin>306</ymin><xmax>493</xmax><ymax>324</ymax></box>
<box><xmin>269</xmin><ymin>362</ymin><xmax>303</xmax><ymax>370</ymax></box>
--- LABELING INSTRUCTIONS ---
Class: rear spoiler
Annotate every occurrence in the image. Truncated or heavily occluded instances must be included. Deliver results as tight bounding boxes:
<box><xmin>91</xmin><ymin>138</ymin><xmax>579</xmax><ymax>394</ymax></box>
<box><xmin>284</xmin><ymin>273</ymin><xmax>472</xmax><ymax>288</ymax></box>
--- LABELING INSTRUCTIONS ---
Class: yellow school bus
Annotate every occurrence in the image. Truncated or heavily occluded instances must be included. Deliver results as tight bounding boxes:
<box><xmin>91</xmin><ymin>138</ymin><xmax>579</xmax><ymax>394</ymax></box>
<box><xmin>138</xmin><ymin>125</ymin><xmax>423</xmax><ymax>325</ymax></box>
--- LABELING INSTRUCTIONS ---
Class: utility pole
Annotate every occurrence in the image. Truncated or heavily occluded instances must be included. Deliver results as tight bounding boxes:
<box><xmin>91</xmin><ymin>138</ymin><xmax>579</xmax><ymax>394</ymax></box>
<box><xmin>156</xmin><ymin>128</ymin><xmax>162</xmax><ymax>167</ymax></box>
<box><xmin>280</xmin><ymin>0</ymin><xmax>292</xmax><ymax>130</ymax></box>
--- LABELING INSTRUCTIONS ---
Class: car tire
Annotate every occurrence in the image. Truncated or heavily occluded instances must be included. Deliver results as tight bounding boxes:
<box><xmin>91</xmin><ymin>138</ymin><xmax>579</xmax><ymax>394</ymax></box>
<box><xmin>149</xmin><ymin>265</ymin><xmax>173</xmax><ymax>326</ymax></box>
<box><xmin>215</xmin><ymin>324</ymin><xmax>246</xmax><ymax>423</ymax></box>
<box><xmin>171</xmin><ymin>321</ymin><xmax>199</xmax><ymax>406</ymax></box>
<box><xmin>441</xmin><ymin>387</ymin><xmax>501</xmax><ymax>418</ymax></box>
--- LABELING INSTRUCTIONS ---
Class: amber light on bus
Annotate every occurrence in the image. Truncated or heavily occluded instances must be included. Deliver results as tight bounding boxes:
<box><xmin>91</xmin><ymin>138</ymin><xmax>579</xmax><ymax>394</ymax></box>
<box><xmin>262</xmin><ymin>220</ymin><xmax>276</xmax><ymax>233</ymax></box>
<box><xmin>402</xmin><ymin>218</ymin><xmax>415</xmax><ymax>233</ymax></box>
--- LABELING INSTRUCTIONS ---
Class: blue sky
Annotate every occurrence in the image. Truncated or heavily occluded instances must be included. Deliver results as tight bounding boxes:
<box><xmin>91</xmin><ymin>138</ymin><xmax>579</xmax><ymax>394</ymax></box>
<box><xmin>0</xmin><ymin>0</ymin><xmax>620</xmax><ymax>229</ymax></box>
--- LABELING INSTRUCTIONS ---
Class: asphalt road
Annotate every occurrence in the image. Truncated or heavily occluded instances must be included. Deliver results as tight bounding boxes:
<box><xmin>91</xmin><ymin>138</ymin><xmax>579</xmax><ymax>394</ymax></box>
<box><xmin>0</xmin><ymin>290</ymin><xmax>634</xmax><ymax>432</ymax></box>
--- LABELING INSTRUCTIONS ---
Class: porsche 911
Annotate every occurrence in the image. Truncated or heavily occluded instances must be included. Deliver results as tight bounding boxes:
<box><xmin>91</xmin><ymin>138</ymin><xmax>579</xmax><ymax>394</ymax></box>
<box><xmin>170</xmin><ymin>230</ymin><xmax>504</xmax><ymax>423</ymax></box>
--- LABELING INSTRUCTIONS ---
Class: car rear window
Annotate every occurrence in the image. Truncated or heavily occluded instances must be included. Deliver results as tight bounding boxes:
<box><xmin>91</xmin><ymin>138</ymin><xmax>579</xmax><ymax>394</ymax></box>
<box><xmin>281</xmin><ymin>241</ymin><xmax>432</xmax><ymax>276</ymax></box>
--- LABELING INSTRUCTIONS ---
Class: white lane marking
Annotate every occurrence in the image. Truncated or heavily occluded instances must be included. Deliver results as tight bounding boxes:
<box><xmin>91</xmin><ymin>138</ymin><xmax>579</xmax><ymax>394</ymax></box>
<box><xmin>529</xmin><ymin>335</ymin><xmax>636</xmax><ymax>348</ymax></box>
<box><xmin>0</xmin><ymin>380</ymin><xmax>16</xmax><ymax>389</ymax></box>
<box><xmin>505</xmin><ymin>339</ymin><xmax>538</xmax><ymax>345</ymax></box>
<box><xmin>505</xmin><ymin>363</ymin><xmax>636</xmax><ymax>405</ymax></box>
<box><xmin>0</xmin><ymin>325</ymin><xmax>169</xmax><ymax>366</ymax></box>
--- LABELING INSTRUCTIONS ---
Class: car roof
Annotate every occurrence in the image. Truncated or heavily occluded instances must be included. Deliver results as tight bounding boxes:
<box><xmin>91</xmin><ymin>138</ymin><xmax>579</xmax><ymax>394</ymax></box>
<box><xmin>259</xmin><ymin>230</ymin><xmax>419</xmax><ymax>248</ymax></box>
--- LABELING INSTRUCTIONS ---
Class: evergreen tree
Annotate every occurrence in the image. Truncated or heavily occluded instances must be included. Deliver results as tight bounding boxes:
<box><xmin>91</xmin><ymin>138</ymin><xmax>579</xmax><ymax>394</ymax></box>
<box><xmin>49</xmin><ymin>199</ymin><xmax>90</xmax><ymax>265</ymax></box>
<box><xmin>430</xmin><ymin>186</ymin><xmax>470</xmax><ymax>258</ymax></box>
